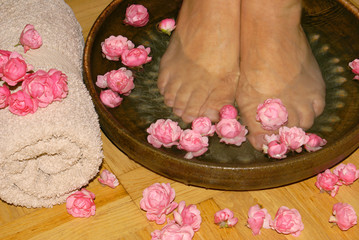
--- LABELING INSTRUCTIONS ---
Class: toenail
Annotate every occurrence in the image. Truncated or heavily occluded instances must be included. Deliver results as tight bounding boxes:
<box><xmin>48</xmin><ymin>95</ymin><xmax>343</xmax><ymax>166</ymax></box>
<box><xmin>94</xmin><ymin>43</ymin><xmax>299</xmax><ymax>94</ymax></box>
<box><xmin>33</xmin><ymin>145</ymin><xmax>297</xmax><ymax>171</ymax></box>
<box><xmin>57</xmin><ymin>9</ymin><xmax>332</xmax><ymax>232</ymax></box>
<box><xmin>173</xmin><ymin>108</ymin><xmax>183</xmax><ymax>117</ymax></box>
<box><xmin>165</xmin><ymin>99</ymin><xmax>174</xmax><ymax>107</ymax></box>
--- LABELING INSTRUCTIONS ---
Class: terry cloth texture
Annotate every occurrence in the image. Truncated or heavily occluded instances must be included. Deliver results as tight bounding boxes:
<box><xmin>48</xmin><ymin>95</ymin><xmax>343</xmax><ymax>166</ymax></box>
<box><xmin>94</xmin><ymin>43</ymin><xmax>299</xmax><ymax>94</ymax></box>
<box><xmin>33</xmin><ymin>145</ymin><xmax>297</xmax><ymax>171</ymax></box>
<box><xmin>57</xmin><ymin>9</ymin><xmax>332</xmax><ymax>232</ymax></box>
<box><xmin>0</xmin><ymin>0</ymin><xmax>103</xmax><ymax>208</ymax></box>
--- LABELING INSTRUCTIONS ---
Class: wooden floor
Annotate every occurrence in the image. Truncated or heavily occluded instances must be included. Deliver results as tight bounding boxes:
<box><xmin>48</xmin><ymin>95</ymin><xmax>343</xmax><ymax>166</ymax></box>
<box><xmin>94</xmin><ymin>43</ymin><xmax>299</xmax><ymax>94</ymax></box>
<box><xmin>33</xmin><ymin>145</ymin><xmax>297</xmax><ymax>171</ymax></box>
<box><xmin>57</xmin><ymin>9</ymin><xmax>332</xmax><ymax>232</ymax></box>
<box><xmin>1</xmin><ymin>0</ymin><xmax>359</xmax><ymax>239</ymax></box>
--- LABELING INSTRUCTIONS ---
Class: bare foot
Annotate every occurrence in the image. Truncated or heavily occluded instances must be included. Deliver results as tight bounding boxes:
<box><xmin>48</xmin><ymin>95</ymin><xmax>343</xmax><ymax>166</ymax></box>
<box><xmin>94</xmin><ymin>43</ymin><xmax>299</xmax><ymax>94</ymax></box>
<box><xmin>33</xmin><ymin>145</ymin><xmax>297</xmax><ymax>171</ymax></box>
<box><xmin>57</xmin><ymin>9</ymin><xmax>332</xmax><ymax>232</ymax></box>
<box><xmin>237</xmin><ymin>0</ymin><xmax>326</xmax><ymax>150</ymax></box>
<box><xmin>158</xmin><ymin>0</ymin><xmax>240</xmax><ymax>123</ymax></box>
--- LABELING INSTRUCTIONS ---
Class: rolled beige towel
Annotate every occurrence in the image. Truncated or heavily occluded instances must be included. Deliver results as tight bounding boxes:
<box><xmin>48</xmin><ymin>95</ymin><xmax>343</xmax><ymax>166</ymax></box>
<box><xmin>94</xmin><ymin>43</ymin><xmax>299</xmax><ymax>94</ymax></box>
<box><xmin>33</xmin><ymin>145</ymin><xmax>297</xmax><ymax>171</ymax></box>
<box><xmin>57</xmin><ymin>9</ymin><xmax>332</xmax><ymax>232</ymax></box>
<box><xmin>0</xmin><ymin>0</ymin><xmax>103</xmax><ymax>208</ymax></box>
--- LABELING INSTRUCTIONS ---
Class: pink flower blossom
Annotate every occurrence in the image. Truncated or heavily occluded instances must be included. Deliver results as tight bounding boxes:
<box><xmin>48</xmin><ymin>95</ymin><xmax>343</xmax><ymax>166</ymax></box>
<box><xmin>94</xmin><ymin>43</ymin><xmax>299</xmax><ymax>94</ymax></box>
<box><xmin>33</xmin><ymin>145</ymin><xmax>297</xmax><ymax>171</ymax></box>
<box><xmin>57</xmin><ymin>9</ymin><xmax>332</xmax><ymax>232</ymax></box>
<box><xmin>99</xmin><ymin>89</ymin><xmax>123</xmax><ymax>108</ymax></box>
<box><xmin>66</xmin><ymin>188</ymin><xmax>96</xmax><ymax>218</ymax></box>
<box><xmin>151</xmin><ymin>221</ymin><xmax>195</xmax><ymax>240</ymax></box>
<box><xmin>215</xmin><ymin>118</ymin><xmax>248</xmax><ymax>146</ymax></box>
<box><xmin>0</xmin><ymin>84</ymin><xmax>10</xmax><ymax>108</ymax></box>
<box><xmin>329</xmin><ymin>202</ymin><xmax>357</xmax><ymax>231</ymax></box>
<box><xmin>140</xmin><ymin>183</ymin><xmax>178</xmax><ymax>225</ymax></box>
<box><xmin>304</xmin><ymin>133</ymin><xmax>327</xmax><ymax>152</ymax></box>
<box><xmin>270</xmin><ymin>206</ymin><xmax>304</xmax><ymax>237</ymax></box>
<box><xmin>256</xmin><ymin>98</ymin><xmax>288</xmax><ymax>130</ymax></box>
<box><xmin>178</xmin><ymin>129</ymin><xmax>209</xmax><ymax>159</ymax></box>
<box><xmin>96</xmin><ymin>75</ymin><xmax>108</xmax><ymax>88</ymax></box>
<box><xmin>121</xmin><ymin>45</ymin><xmax>152</xmax><ymax>67</ymax></box>
<box><xmin>315</xmin><ymin>169</ymin><xmax>340</xmax><ymax>197</ymax></box>
<box><xmin>219</xmin><ymin>104</ymin><xmax>238</xmax><ymax>120</ymax></box>
<box><xmin>147</xmin><ymin>119</ymin><xmax>182</xmax><ymax>148</ymax></box>
<box><xmin>98</xmin><ymin>169</ymin><xmax>119</xmax><ymax>188</ymax></box>
<box><xmin>48</xmin><ymin>69</ymin><xmax>68</xmax><ymax>101</ymax></box>
<box><xmin>158</xmin><ymin>18</ymin><xmax>176</xmax><ymax>35</ymax></box>
<box><xmin>214</xmin><ymin>208</ymin><xmax>238</xmax><ymax>228</ymax></box>
<box><xmin>2</xmin><ymin>52</ymin><xmax>31</xmax><ymax>86</ymax></box>
<box><xmin>333</xmin><ymin>163</ymin><xmax>359</xmax><ymax>186</ymax></box>
<box><xmin>247</xmin><ymin>204</ymin><xmax>272</xmax><ymax>235</ymax></box>
<box><xmin>0</xmin><ymin>49</ymin><xmax>11</xmax><ymax>77</ymax></box>
<box><xmin>124</xmin><ymin>4</ymin><xmax>149</xmax><ymax>27</ymax></box>
<box><xmin>263</xmin><ymin>140</ymin><xmax>288</xmax><ymax>159</ymax></box>
<box><xmin>100</xmin><ymin>67</ymin><xmax>134</xmax><ymax>96</ymax></box>
<box><xmin>191</xmin><ymin>117</ymin><xmax>215</xmax><ymax>136</ymax></box>
<box><xmin>174</xmin><ymin>201</ymin><xmax>202</xmax><ymax>232</ymax></box>
<box><xmin>349</xmin><ymin>59</ymin><xmax>359</xmax><ymax>80</ymax></box>
<box><xmin>19</xmin><ymin>24</ymin><xmax>42</xmax><ymax>53</ymax></box>
<box><xmin>279</xmin><ymin>126</ymin><xmax>309</xmax><ymax>153</ymax></box>
<box><xmin>101</xmin><ymin>35</ymin><xmax>134</xmax><ymax>61</ymax></box>
<box><xmin>8</xmin><ymin>90</ymin><xmax>38</xmax><ymax>116</ymax></box>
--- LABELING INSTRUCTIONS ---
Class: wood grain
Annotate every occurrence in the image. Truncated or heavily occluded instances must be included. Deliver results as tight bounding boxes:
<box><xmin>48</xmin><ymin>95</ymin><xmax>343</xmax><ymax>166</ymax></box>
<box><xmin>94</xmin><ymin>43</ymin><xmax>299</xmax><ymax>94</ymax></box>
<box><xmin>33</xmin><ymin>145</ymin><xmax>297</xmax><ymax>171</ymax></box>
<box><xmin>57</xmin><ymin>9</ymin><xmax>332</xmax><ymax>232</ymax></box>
<box><xmin>0</xmin><ymin>0</ymin><xmax>359</xmax><ymax>239</ymax></box>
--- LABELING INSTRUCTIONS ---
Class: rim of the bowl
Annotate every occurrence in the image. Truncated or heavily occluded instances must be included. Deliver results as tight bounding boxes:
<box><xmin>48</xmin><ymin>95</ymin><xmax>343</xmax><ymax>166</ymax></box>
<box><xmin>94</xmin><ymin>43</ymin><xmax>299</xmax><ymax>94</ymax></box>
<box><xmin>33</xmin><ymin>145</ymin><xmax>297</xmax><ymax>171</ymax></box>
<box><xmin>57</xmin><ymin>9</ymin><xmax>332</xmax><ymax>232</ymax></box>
<box><xmin>83</xmin><ymin>0</ymin><xmax>359</xmax><ymax>189</ymax></box>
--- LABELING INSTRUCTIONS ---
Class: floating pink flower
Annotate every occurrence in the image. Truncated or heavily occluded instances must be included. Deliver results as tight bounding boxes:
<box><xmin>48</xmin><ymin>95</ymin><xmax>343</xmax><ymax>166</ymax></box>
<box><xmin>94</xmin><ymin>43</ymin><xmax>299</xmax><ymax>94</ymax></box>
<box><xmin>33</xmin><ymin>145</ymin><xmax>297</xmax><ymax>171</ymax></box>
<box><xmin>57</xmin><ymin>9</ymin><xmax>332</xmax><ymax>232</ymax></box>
<box><xmin>315</xmin><ymin>169</ymin><xmax>339</xmax><ymax>197</ymax></box>
<box><xmin>100</xmin><ymin>89</ymin><xmax>123</xmax><ymax>108</ymax></box>
<box><xmin>101</xmin><ymin>67</ymin><xmax>134</xmax><ymax>96</ymax></box>
<box><xmin>256</xmin><ymin>98</ymin><xmax>288</xmax><ymax>131</ymax></box>
<box><xmin>214</xmin><ymin>208</ymin><xmax>238</xmax><ymax>228</ymax></box>
<box><xmin>270</xmin><ymin>206</ymin><xmax>304</xmax><ymax>237</ymax></box>
<box><xmin>0</xmin><ymin>84</ymin><xmax>10</xmax><ymax>108</ymax></box>
<box><xmin>66</xmin><ymin>188</ymin><xmax>96</xmax><ymax>218</ymax></box>
<box><xmin>178</xmin><ymin>129</ymin><xmax>209</xmax><ymax>159</ymax></box>
<box><xmin>151</xmin><ymin>221</ymin><xmax>195</xmax><ymax>240</ymax></box>
<box><xmin>219</xmin><ymin>104</ymin><xmax>238</xmax><ymax>120</ymax></box>
<box><xmin>19</xmin><ymin>24</ymin><xmax>42</xmax><ymax>53</ymax></box>
<box><xmin>2</xmin><ymin>51</ymin><xmax>31</xmax><ymax>86</ymax></box>
<box><xmin>191</xmin><ymin>117</ymin><xmax>215</xmax><ymax>136</ymax></box>
<box><xmin>8</xmin><ymin>90</ymin><xmax>38</xmax><ymax>116</ymax></box>
<box><xmin>98</xmin><ymin>169</ymin><xmax>119</xmax><ymax>188</ymax></box>
<box><xmin>279</xmin><ymin>126</ymin><xmax>309</xmax><ymax>153</ymax></box>
<box><xmin>263</xmin><ymin>140</ymin><xmax>288</xmax><ymax>159</ymax></box>
<box><xmin>147</xmin><ymin>119</ymin><xmax>182</xmax><ymax>148</ymax></box>
<box><xmin>158</xmin><ymin>18</ymin><xmax>176</xmax><ymax>35</ymax></box>
<box><xmin>174</xmin><ymin>201</ymin><xmax>202</xmax><ymax>232</ymax></box>
<box><xmin>333</xmin><ymin>163</ymin><xmax>359</xmax><ymax>186</ymax></box>
<box><xmin>124</xmin><ymin>4</ymin><xmax>149</xmax><ymax>27</ymax></box>
<box><xmin>247</xmin><ymin>205</ymin><xmax>272</xmax><ymax>235</ymax></box>
<box><xmin>0</xmin><ymin>49</ymin><xmax>11</xmax><ymax>77</ymax></box>
<box><xmin>349</xmin><ymin>59</ymin><xmax>359</xmax><ymax>80</ymax></box>
<box><xmin>140</xmin><ymin>183</ymin><xmax>178</xmax><ymax>225</ymax></box>
<box><xmin>101</xmin><ymin>35</ymin><xmax>134</xmax><ymax>61</ymax></box>
<box><xmin>121</xmin><ymin>45</ymin><xmax>152</xmax><ymax>68</ymax></box>
<box><xmin>304</xmin><ymin>133</ymin><xmax>327</xmax><ymax>152</ymax></box>
<box><xmin>96</xmin><ymin>74</ymin><xmax>108</xmax><ymax>89</ymax></box>
<box><xmin>329</xmin><ymin>202</ymin><xmax>357</xmax><ymax>231</ymax></box>
<box><xmin>215</xmin><ymin>118</ymin><xmax>248</xmax><ymax>146</ymax></box>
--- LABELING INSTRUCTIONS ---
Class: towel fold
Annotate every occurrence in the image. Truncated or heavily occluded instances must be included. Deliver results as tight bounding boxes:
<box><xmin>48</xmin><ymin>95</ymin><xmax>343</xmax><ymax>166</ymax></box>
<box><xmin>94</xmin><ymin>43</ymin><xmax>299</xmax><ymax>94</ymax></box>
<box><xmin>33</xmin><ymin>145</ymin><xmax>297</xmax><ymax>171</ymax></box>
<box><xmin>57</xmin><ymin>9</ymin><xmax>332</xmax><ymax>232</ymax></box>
<box><xmin>0</xmin><ymin>0</ymin><xmax>103</xmax><ymax>208</ymax></box>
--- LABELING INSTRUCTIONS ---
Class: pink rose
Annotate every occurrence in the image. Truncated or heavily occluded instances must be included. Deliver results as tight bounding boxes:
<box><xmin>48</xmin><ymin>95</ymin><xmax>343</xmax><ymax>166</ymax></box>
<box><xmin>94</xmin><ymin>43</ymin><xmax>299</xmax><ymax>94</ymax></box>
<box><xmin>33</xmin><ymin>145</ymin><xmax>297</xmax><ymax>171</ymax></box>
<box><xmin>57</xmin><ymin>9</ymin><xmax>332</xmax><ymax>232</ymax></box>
<box><xmin>304</xmin><ymin>133</ymin><xmax>327</xmax><ymax>152</ymax></box>
<box><xmin>101</xmin><ymin>35</ymin><xmax>134</xmax><ymax>61</ymax></box>
<box><xmin>48</xmin><ymin>69</ymin><xmax>68</xmax><ymax>101</ymax></box>
<box><xmin>140</xmin><ymin>183</ymin><xmax>178</xmax><ymax>225</ymax></box>
<box><xmin>22</xmin><ymin>70</ymin><xmax>54</xmax><ymax>108</ymax></box>
<box><xmin>333</xmin><ymin>163</ymin><xmax>359</xmax><ymax>186</ymax></box>
<box><xmin>191</xmin><ymin>117</ymin><xmax>215</xmax><ymax>136</ymax></box>
<box><xmin>349</xmin><ymin>59</ymin><xmax>359</xmax><ymax>75</ymax></box>
<box><xmin>178</xmin><ymin>129</ymin><xmax>209</xmax><ymax>159</ymax></box>
<box><xmin>215</xmin><ymin>118</ymin><xmax>248</xmax><ymax>146</ymax></box>
<box><xmin>263</xmin><ymin>140</ymin><xmax>288</xmax><ymax>159</ymax></box>
<box><xmin>124</xmin><ymin>4</ymin><xmax>149</xmax><ymax>27</ymax></box>
<box><xmin>0</xmin><ymin>84</ymin><xmax>10</xmax><ymax>108</ymax></box>
<box><xmin>0</xmin><ymin>49</ymin><xmax>11</xmax><ymax>77</ymax></box>
<box><xmin>2</xmin><ymin>52</ymin><xmax>30</xmax><ymax>86</ymax></box>
<box><xmin>100</xmin><ymin>89</ymin><xmax>123</xmax><ymax>108</ymax></box>
<box><xmin>256</xmin><ymin>98</ymin><xmax>288</xmax><ymax>131</ymax></box>
<box><xmin>98</xmin><ymin>169</ymin><xmax>119</xmax><ymax>188</ymax></box>
<box><xmin>121</xmin><ymin>45</ymin><xmax>152</xmax><ymax>67</ymax></box>
<box><xmin>270</xmin><ymin>206</ymin><xmax>304</xmax><ymax>237</ymax></box>
<box><xmin>158</xmin><ymin>18</ymin><xmax>176</xmax><ymax>35</ymax></box>
<box><xmin>147</xmin><ymin>119</ymin><xmax>182</xmax><ymax>148</ymax></box>
<box><xmin>247</xmin><ymin>205</ymin><xmax>272</xmax><ymax>235</ymax></box>
<box><xmin>102</xmin><ymin>67</ymin><xmax>134</xmax><ymax>96</ymax></box>
<box><xmin>66</xmin><ymin>188</ymin><xmax>96</xmax><ymax>218</ymax></box>
<box><xmin>8</xmin><ymin>90</ymin><xmax>38</xmax><ymax>116</ymax></box>
<box><xmin>96</xmin><ymin>74</ymin><xmax>108</xmax><ymax>88</ymax></box>
<box><xmin>219</xmin><ymin>104</ymin><xmax>238</xmax><ymax>120</ymax></box>
<box><xmin>214</xmin><ymin>208</ymin><xmax>238</xmax><ymax>228</ymax></box>
<box><xmin>173</xmin><ymin>201</ymin><xmax>202</xmax><ymax>232</ymax></box>
<box><xmin>151</xmin><ymin>222</ymin><xmax>195</xmax><ymax>240</ymax></box>
<box><xmin>19</xmin><ymin>24</ymin><xmax>42</xmax><ymax>53</ymax></box>
<box><xmin>329</xmin><ymin>203</ymin><xmax>357</xmax><ymax>231</ymax></box>
<box><xmin>279</xmin><ymin>126</ymin><xmax>309</xmax><ymax>153</ymax></box>
<box><xmin>315</xmin><ymin>169</ymin><xmax>340</xmax><ymax>197</ymax></box>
